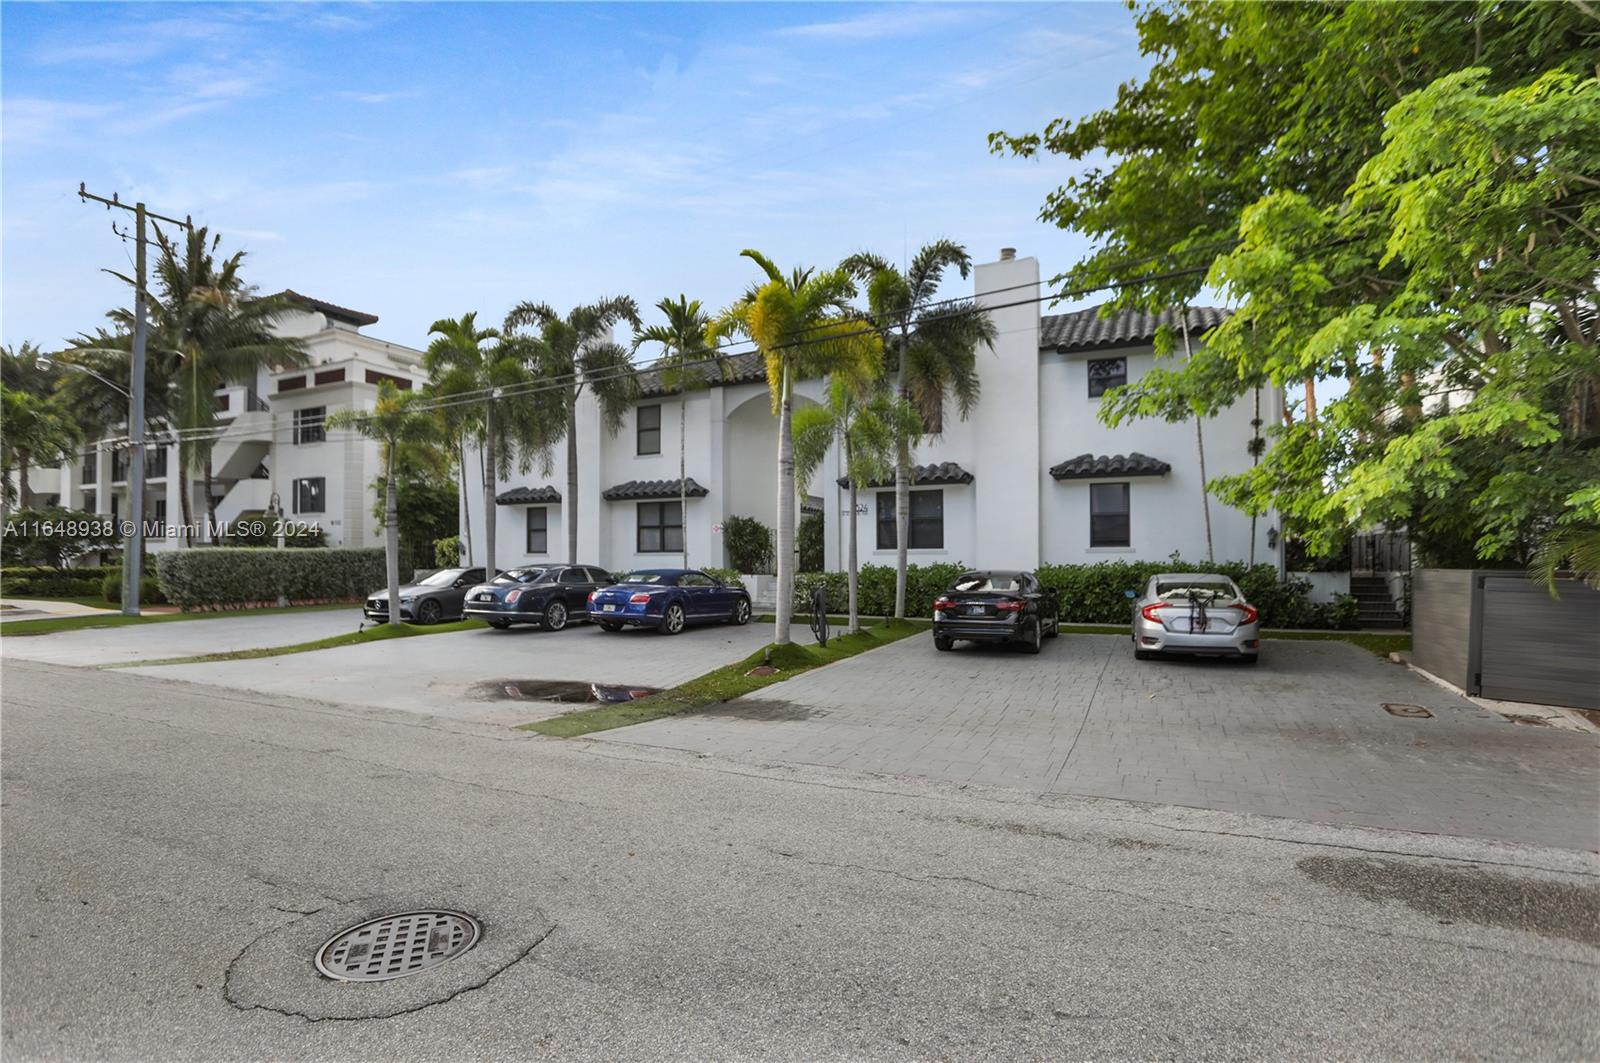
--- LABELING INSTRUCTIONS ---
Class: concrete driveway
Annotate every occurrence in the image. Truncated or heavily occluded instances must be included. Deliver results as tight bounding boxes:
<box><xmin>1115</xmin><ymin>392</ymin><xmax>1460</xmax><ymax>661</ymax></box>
<box><xmin>604</xmin><ymin>632</ymin><xmax>1600</xmax><ymax>850</ymax></box>
<box><xmin>123</xmin><ymin>620</ymin><xmax>771</xmax><ymax>724</ymax></box>
<box><xmin>0</xmin><ymin>608</ymin><xmax>363</xmax><ymax>666</ymax></box>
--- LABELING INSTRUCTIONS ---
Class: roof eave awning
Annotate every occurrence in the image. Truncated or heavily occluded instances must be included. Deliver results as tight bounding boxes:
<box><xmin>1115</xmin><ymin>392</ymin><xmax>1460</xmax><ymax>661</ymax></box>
<box><xmin>1049</xmin><ymin>453</ymin><xmax>1172</xmax><ymax>480</ymax></box>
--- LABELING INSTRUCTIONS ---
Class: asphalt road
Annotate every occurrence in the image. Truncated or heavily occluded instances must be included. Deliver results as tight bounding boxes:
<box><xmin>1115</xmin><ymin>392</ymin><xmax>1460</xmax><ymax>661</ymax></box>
<box><xmin>3</xmin><ymin>660</ymin><xmax>1597</xmax><ymax>1060</ymax></box>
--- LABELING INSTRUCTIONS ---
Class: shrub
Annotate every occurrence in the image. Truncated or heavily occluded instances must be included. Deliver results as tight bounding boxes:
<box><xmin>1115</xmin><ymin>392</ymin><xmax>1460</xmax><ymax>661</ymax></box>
<box><xmin>724</xmin><ymin>515</ymin><xmax>775</xmax><ymax>574</ymax></box>
<box><xmin>797</xmin><ymin>512</ymin><xmax>824</xmax><ymax>573</ymax></box>
<box><xmin>433</xmin><ymin>535</ymin><xmax>462</xmax><ymax>568</ymax></box>
<box><xmin>222</xmin><ymin>519</ymin><xmax>328</xmax><ymax>548</ymax></box>
<box><xmin>703</xmin><ymin>566</ymin><xmax>741</xmax><ymax>586</ymax></box>
<box><xmin>156</xmin><ymin>547</ymin><xmax>385</xmax><ymax>610</ymax></box>
<box><xmin>794</xmin><ymin>562</ymin><xmax>968</xmax><ymax>617</ymax></box>
<box><xmin>1</xmin><ymin>507</ymin><xmax>122</xmax><ymax>569</ymax></box>
<box><xmin>100</xmin><ymin>569</ymin><xmax>167</xmax><ymax>606</ymax></box>
<box><xmin>0</xmin><ymin>564</ymin><xmax>108</xmax><ymax>598</ymax></box>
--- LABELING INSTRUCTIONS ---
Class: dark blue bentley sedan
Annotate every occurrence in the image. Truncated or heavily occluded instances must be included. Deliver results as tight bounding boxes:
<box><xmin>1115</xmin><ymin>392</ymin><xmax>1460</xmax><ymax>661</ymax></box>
<box><xmin>462</xmin><ymin>564</ymin><xmax>611</xmax><ymax>631</ymax></box>
<box><xmin>587</xmin><ymin>569</ymin><xmax>752</xmax><ymax>635</ymax></box>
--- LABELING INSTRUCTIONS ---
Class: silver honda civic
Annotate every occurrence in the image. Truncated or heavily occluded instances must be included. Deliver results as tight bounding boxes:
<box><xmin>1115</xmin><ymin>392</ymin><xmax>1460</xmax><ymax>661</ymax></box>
<box><xmin>1130</xmin><ymin>573</ymin><xmax>1261</xmax><ymax>663</ymax></box>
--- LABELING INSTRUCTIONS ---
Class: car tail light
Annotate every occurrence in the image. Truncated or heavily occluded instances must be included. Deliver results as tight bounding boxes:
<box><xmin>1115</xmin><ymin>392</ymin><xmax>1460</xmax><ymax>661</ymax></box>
<box><xmin>506</xmin><ymin>589</ymin><xmax>522</xmax><ymax>605</ymax></box>
<box><xmin>587</xmin><ymin>591</ymin><xmax>598</xmax><ymax>602</ymax></box>
<box><xmin>629</xmin><ymin>592</ymin><xmax>652</xmax><ymax>604</ymax></box>
<box><xmin>933</xmin><ymin>597</ymin><xmax>955</xmax><ymax>612</ymax></box>
<box><xmin>995</xmin><ymin>598</ymin><xmax>1025</xmax><ymax>612</ymax></box>
<box><xmin>1235</xmin><ymin>604</ymin><xmax>1259</xmax><ymax>625</ymax></box>
<box><xmin>1140</xmin><ymin>603</ymin><xmax>1170</xmax><ymax>623</ymax></box>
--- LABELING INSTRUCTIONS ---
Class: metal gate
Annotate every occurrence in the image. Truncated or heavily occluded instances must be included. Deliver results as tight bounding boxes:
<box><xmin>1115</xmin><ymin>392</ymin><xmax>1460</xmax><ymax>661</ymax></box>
<box><xmin>1474</xmin><ymin>575</ymin><xmax>1600</xmax><ymax>709</ymax></box>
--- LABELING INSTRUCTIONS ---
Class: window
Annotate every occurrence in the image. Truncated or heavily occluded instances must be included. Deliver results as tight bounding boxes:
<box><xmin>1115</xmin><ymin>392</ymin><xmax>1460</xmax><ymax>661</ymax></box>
<box><xmin>150</xmin><ymin>500</ymin><xmax>167</xmax><ymax>540</ymax></box>
<box><xmin>525</xmin><ymin>507</ymin><xmax>548</xmax><ymax>554</ymax></box>
<box><xmin>1090</xmin><ymin>482</ymin><xmax>1131</xmax><ymax>547</ymax></box>
<box><xmin>145</xmin><ymin>447</ymin><xmax>167</xmax><ymax>478</ymax></box>
<box><xmin>636</xmin><ymin>404</ymin><xmax>661</xmax><ymax>455</ymax></box>
<box><xmin>637</xmin><ymin>501</ymin><xmax>683</xmax><ymax>553</ymax></box>
<box><xmin>679</xmin><ymin>571</ymin><xmax>715</xmax><ymax>588</ymax></box>
<box><xmin>293</xmin><ymin>476</ymin><xmax>325</xmax><ymax>514</ymax></box>
<box><xmin>585</xmin><ymin>567</ymin><xmax>612</xmax><ymax>584</ymax></box>
<box><xmin>111</xmin><ymin>450</ymin><xmax>129</xmax><ymax>483</ymax></box>
<box><xmin>558</xmin><ymin>568</ymin><xmax>587</xmax><ymax>584</ymax></box>
<box><xmin>294</xmin><ymin>406</ymin><xmax>326</xmax><ymax>445</ymax></box>
<box><xmin>1087</xmin><ymin>357</ymin><xmax>1127</xmax><ymax>398</ymax></box>
<box><xmin>876</xmin><ymin>489</ymin><xmax>944</xmax><ymax>550</ymax></box>
<box><xmin>80</xmin><ymin>450</ymin><xmax>96</xmax><ymax>482</ymax></box>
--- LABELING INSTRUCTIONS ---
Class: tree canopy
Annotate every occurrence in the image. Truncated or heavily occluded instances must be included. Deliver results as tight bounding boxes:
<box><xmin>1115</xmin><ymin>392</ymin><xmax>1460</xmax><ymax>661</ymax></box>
<box><xmin>991</xmin><ymin>1</ymin><xmax>1599</xmax><ymax>567</ymax></box>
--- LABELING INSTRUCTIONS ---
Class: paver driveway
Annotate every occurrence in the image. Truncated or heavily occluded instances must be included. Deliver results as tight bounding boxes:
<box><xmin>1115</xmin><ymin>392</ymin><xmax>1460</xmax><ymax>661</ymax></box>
<box><xmin>605</xmin><ymin>633</ymin><xmax>1600</xmax><ymax>850</ymax></box>
<box><xmin>123</xmin><ymin>620</ymin><xmax>771</xmax><ymax>723</ymax></box>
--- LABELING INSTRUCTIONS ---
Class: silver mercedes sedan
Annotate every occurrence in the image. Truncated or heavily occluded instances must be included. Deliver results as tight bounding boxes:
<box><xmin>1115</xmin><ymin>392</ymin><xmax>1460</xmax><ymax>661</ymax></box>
<box><xmin>1130</xmin><ymin>573</ymin><xmax>1261</xmax><ymax>663</ymax></box>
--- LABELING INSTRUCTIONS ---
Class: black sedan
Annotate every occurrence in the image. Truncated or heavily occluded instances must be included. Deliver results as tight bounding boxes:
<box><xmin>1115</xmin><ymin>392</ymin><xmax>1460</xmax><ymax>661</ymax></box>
<box><xmin>463</xmin><ymin>564</ymin><xmax>611</xmax><ymax>631</ymax></box>
<box><xmin>932</xmin><ymin>570</ymin><xmax>1061</xmax><ymax>654</ymax></box>
<box><xmin>364</xmin><ymin>567</ymin><xmax>487</xmax><ymax>625</ymax></box>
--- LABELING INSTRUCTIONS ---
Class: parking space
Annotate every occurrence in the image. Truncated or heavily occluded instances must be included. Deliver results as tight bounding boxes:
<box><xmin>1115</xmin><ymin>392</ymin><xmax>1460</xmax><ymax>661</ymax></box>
<box><xmin>603</xmin><ymin>632</ymin><xmax>1600</xmax><ymax>849</ymax></box>
<box><xmin>0</xmin><ymin>608</ymin><xmax>362</xmax><ymax>666</ymax></box>
<box><xmin>121</xmin><ymin>619</ymin><xmax>772</xmax><ymax>724</ymax></box>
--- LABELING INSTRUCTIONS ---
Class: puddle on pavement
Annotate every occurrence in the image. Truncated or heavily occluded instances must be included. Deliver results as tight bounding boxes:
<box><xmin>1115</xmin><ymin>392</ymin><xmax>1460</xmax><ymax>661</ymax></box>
<box><xmin>696</xmin><ymin>699</ymin><xmax>830</xmax><ymax>722</ymax></box>
<box><xmin>472</xmin><ymin>679</ymin><xmax>661</xmax><ymax>704</ymax></box>
<box><xmin>1297</xmin><ymin>855</ymin><xmax>1600</xmax><ymax>947</ymax></box>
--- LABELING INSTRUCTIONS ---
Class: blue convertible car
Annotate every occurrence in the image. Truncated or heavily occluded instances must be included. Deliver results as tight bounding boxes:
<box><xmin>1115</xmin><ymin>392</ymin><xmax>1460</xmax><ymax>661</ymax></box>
<box><xmin>587</xmin><ymin>569</ymin><xmax>752</xmax><ymax>634</ymax></box>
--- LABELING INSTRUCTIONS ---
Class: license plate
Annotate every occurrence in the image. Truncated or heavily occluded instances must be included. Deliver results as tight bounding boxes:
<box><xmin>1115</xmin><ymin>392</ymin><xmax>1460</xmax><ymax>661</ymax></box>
<box><xmin>474</xmin><ymin>593</ymin><xmax>493</xmax><ymax>601</ymax></box>
<box><xmin>603</xmin><ymin>604</ymin><xmax>618</xmax><ymax>612</ymax></box>
<box><xmin>965</xmin><ymin>605</ymin><xmax>985</xmax><ymax>615</ymax></box>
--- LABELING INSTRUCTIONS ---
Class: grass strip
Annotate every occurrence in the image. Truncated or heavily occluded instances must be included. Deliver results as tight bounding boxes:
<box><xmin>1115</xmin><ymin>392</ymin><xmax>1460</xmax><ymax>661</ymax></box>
<box><xmin>1</xmin><ymin>602</ymin><xmax>355</xmax><ymax>638</ymax></box>
<box><xmin>521</xmin><ymin>618</ymin><xmax>925</xmax><ymax>738</ymax></box>
<box><xmin>108</xmin><ymin>617</ymin><xmax>486</xmax><ymax>668</ymax></box>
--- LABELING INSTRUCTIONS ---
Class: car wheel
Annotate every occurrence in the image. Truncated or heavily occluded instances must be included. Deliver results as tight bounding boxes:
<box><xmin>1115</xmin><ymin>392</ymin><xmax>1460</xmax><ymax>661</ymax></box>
<box><xmin>488</xmin><ymin>620</ymin><xmax>512</xmax><ymax>630</ymax></box>
<box><xmin>417</xmin><ymin>599</ymin><xmax>442</xmax><ymax>625</ymax></box>
<box><xmin>1044</xmin><ymin>610</ymin><xmax>1061</xmax><ymax>638</ymax></box>
<box><xmin>934</xmin><ymin>635</ymin><xmax>954</xmax><ymax>652</ymax></box>
<box><xmin>660</xmin><ymin>602</ymin><xmax>686</xmax><ymax>635</ymax></box>
<box><xmin>600</xmin><ymin>621</ymin><xmax>623</xmax><ymax>632</ymax></box>
<box><xmin>543</xmin><ymin>601</ymin><xmax>568</xmax><ymax>632</ymax></box>
<box><xmin>1021</xmin><ymin>618</ymin><xmax>1042</xmax><ymax>655</ymax></box>
<box><xmin>731</xmin><ymin>598</ymin><xmax>752</xmax><ymax>625</ymax></box>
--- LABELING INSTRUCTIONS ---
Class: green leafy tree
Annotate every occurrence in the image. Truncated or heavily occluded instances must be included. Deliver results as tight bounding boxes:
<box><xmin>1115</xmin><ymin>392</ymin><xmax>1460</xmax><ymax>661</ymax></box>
<box><xmin>989</xmin><ymin>1</ymin><xmax>1598</xmax><ymax>567</ymax></box>
<box><xmin>1</xmin><ymin>386</ymin><xmax>79</xmax><ymax>513</ymax></box>
<box><xmin>424</xmin><ymin>313</ymin><xmax>550</xmax><ymax>579</ymax></box>
<box><xmin>503</xmin><ymin>297</ymin><xmax>642</xmax><ymax>564</ymax></box>
<box><xmin>329</xmin><ymin>382</ymin><xmax>441</xmax><ymax>626</ymax></box>
<box><xmin>633</xmin><ymin>295</ymin><xmax>720</xmax><ymax>568</ymax></box>
<box><xmin>710</xmin><ymin>251</ymin><xmax>882</xmax><ymax>645</ymax></box>
<box><xmin>793</xmin><ymin>376</ymin><xmax>913</xmax><ymax>632</ymax></box>
<box><xmin>841</xmin><ymin>242</ymin><xmax>995</xmax><ymax>617</ymax></box>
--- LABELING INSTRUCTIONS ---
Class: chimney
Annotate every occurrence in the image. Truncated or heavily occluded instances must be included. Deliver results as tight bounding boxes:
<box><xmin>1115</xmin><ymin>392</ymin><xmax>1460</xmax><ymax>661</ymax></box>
<box><xmin>999</xmin><ymin>247</ymin><xmax>1016</xmax><ymax>261</ymax></box>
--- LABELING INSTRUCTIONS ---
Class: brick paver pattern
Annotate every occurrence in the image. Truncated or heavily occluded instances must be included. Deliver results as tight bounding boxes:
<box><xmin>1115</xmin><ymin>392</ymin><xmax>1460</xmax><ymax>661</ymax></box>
<box><xmin>605</xmin><ymin>634</ymin><xmax>1600</xmax><ymax>850</ymax></box>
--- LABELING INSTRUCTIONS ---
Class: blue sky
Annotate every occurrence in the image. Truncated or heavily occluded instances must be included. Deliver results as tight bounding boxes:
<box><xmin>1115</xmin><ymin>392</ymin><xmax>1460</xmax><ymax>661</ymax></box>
<box><xmin>3</xmin><ymin>1</ymin><xmax>1148</xmax><ymax>352</ymax></box>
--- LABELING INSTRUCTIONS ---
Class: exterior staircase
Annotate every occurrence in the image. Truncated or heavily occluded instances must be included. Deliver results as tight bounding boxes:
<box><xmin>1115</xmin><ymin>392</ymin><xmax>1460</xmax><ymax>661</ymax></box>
<box><xmin>1350</xmin><ymin>575</ymin><xmax>1405</xmax><ymax>629</ymax></box>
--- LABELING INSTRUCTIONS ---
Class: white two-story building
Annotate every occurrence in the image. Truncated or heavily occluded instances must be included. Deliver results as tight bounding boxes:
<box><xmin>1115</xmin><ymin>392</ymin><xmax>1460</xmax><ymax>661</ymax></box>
<box><xmin>32</xmin><ymin>291</ymin><xmax>425</xmax><ymax>549</ymax></box>
<box><xmin>463</xmin><ymin>250</ymin><xmax>1283</xmax><ymax>576</ymax></box>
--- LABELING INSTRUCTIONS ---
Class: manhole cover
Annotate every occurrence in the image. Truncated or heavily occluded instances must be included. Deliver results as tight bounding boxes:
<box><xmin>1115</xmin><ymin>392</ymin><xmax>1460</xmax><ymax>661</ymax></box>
<box><xmin>314</xmin><ymin>911</ymin><xmax>481</xmax><ymax>982</ymax></box>
<box><xmin>1383</xmin><ymin>703</ymin><xmax>1433</xmax><ymax>718</ymax></box>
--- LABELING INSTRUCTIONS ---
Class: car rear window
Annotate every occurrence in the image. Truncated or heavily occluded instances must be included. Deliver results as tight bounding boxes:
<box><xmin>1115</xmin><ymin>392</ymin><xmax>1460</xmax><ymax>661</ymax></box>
<box><xmin>1155</xmin><ymin>579</ymin><xmax>1239</xmax><ymax>599</ymax></box>
<box><xmin>620</xmin><ymin>571</ymin><xmax>669</xmax><ymax>584</ymax></box>
<box><xmin>495</xmin><ymin>568</ymin><xmax>547</xmax><ymax>584</ymax></box>
<box><xmin>952</xmin><ymin>573</ymin><xmax>1022</xmax><ymax>593</ymax></box>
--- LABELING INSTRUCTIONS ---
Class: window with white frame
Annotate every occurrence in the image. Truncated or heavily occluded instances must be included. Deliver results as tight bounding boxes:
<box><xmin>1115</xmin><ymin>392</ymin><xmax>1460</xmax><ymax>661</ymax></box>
<box><xmin>294</xmin><ymin>406</ymin><xmax>326</xmax><ymax>445</ymax></box>
<box><xmin>876</xmin><ymin>489</ymin><xmax>943</xmax><ymax>550</ymax></box>
<box><xmin>525</xmin><ymin>507</ymin><xmax>548</xmax><ymax>554</ymax></box>
<box><xmin>1089</xmin><ymin>482</ymin><xmax>1131</xmax><ymax>547</ymax></box>
<box><xmin>637</xmin><ymin>501</ymin><xmax>682</xmax><ymax>553</ymax></box>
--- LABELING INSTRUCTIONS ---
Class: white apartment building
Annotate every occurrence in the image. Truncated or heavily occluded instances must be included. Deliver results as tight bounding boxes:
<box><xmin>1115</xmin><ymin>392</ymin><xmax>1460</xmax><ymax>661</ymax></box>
<box><xmin>30</xmin><ymin>292</ymin><xmax>425</xmax><ymax>549</ymax></box>
<box><xmin>463</xmin><ymin>251</ymin><xmax>1283</xmax><ymax>576</ymax></box>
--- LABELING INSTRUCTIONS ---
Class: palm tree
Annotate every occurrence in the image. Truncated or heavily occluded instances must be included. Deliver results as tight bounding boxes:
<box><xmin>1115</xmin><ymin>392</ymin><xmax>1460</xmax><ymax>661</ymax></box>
<box><xmin>503</xmin><ymin>297</ymin><xmax>642</xmax><ymax>564</ymax></box>
<box><xmin>710</xmin><ymin>250</ymin><xmax>882</xmax><ymax>645</ymax></box>
<box><xmin>793</xmin><ymin>377</ymin><xmax>911</xmax><ymax>633</ymax></box>
<box><xmin>328</xmin><ymin>382</ymin><xmax>441</xmax><ymax>626</ymax></box>
<box><xmin>423</xmin><ymin>313</ymin><xmax>543</xmax><ymax>580</ymax></box>
<box><xmin>633</xmin><ymin>295</ymin><xmax>719</xmax><ymax>569</ymax></box>
<box><xmin>841</xmin><ymin>241</ymin><xmax>995</xmax><ymax>618</ymax></box>
<box><xmin>0</xmin><ymin>386</ymin><xmax>79</xmax><ymax>514</ymax></box>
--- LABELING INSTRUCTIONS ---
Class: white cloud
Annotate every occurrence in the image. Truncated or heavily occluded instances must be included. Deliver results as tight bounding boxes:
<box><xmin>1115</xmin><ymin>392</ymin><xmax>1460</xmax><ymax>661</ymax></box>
<box><xmin>1</xmin><ymin>98</ymin><xmax>117</xmax><ymax>145</ymax></box>
<box><xmin>777</xmin><ymin>5</ymin><xmax>982</xmax><ymax>42</ymax></box>
<box><xmin>333</xmin><ymin>89</ymin><xmax>422</xmax><ymax>105</ymax></box>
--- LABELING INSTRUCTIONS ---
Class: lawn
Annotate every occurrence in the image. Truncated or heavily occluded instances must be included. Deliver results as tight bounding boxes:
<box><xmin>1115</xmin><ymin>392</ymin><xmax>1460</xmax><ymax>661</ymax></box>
<box><xmin>107</xmin><ymin>617</ymin><xmax>486</xmax><ymax>667</ymax></box>
<box><xmin>0</xmin><ymin>602</ymin><xmax>355</xmax><ymax>637</ymax></box>
<box><xmin>522</xmin><ymin>619</ymin><xmax>924</xmax><ymax>738</ymax></box>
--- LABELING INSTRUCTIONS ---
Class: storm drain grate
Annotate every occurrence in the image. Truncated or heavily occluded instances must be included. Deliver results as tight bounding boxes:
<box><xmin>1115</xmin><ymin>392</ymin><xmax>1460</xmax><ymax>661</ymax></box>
<box><xmin>314</xmin><ymin>911</ymin><xmax>481</xmax><ymax>982</ymax></box>
<box><xmin>1383</xmin><ymin>703</ymin><xmax>1433</xmax><ymax>718</ymax></box>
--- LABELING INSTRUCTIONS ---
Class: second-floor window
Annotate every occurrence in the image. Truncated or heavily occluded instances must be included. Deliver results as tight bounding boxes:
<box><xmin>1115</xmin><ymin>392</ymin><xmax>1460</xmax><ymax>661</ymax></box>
<box><xmin>525</xmin><ymin>507</ymin><xmax>548</xmax><ymax>554</ymax></box>
<box><xmin>1087</xmin><ymin>357</ymin><xmax>1127</xmax><ymax>398</ymax></box>
<box><xmin>294</xmin><ymin>407</ymin><xmax>326</xmax><ymax>445</ymax></box>
<box><xmin>80</xmin><ymin>450</ymin><xmax>96</xmax><ymax>483</ymax></box>
<box><xmin>145</xmin><ymin>447</ymin><xmax>168</xmax><ymax>479</ymax></box>
<box><xmin>293</xmin><ymin>477</ymin><xmax>325</xmax><ymax>514</ymax></box>
<box><xmin>111</xmin><ymin>450</ymin><xmax>129</xmax><ymax>483</ymax></box>
<box><xmin>637</xmin><ymin>405</ymin><xmax>661</xmax><ymax>455</ymax></box>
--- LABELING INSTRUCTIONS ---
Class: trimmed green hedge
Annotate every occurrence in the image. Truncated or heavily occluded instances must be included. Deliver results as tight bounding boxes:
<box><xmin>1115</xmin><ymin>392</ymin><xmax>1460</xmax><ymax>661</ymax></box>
<box><xmin>101</xmin><ymin>569</ymin><xmax>168</xmax><ymax>606</ymax></box>
<box><xmin>156</xmin><ymin>547</ymin><xmax>386</xmax><ymax>610</ymax></box>
<box><xmin>794</xmin><ymin>560</ymin><xmax>1361</xmax><ymax>629</ymax></box>
<box><xmin>0</xmin><ymin>565</ymin><xmax>109</xmax><ymax>598</ymax></box>
<box><xmin>703</xmin><ymin>566</ymin><xmax>741</xmax><ymax>586</ymax></box>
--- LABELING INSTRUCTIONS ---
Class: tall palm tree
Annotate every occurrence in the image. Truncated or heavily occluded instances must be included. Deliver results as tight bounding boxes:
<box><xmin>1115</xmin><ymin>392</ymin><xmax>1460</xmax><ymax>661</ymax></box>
<box><xmin>503</xmin><ymin>297</ymin><xmax>642</xmax><ymax>564</ymax></box>
<box><xmin>0</xmin><ymin>386</ymin><xmax>79</xmax><ymax>513</ymax></box>
<box><xmin>633</xmin><ymin>295</ymin><xmax>719</xmax><ymax>569</ymax></box>
<box><xmin>793</xmin><ymin>377</ymin><xmax>912</xmax><ymax>633</ymax></box>
<box><xmin>841</xmin><ymin>241</ymin><xmax>995</xmax><ymax>618</ymax></box>
<box><xmin>424</xmin><ymin>313</ymin><xmax>545</xmax><ymax>580</ymax></box>
<box><xmin>328</xmin><ymin>382</ymin><xmax>441</xmax><ymax>626</ymax></box>
<box><xmin>711</xmin><ymin>250</ymin><xmax>882</xmax><ymax>645</ymax></box>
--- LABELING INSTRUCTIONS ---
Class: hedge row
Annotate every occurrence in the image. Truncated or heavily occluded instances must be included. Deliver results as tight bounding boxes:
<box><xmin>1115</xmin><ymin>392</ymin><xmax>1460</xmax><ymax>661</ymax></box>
<box><xmin>101</xmin><ymin>570</ymin><xmax>168</xmax><ymax>606</ymax></box>
<box><xmin>156</xmin><ymin>547</ymin><xmax>386</xmax><ymax>610</ymax></box>
<box><xmin>0</xmin><ymin>565</ymin><xmax>108</xmax><ymax>598</ymax></box>
<box><xmin>793</xmin><ymin>560</ymin><xmax>1361</xmax><ymax>629</ymax></box>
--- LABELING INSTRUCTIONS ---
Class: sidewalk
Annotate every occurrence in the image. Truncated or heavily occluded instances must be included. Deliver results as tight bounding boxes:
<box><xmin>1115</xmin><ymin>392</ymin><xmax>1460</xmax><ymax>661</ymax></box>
<box><xmin>0</xmin><ymin>598</ymin><xmax>118</xmax><ymax>623</ymax></box>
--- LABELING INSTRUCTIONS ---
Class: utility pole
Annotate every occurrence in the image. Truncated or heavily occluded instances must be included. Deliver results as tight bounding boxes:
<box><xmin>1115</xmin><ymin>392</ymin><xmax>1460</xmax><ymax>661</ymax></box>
<box><xmin>77</xmin><ymin>184</ymin><xmax>192</xmax><ymax>617</ymax></box>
